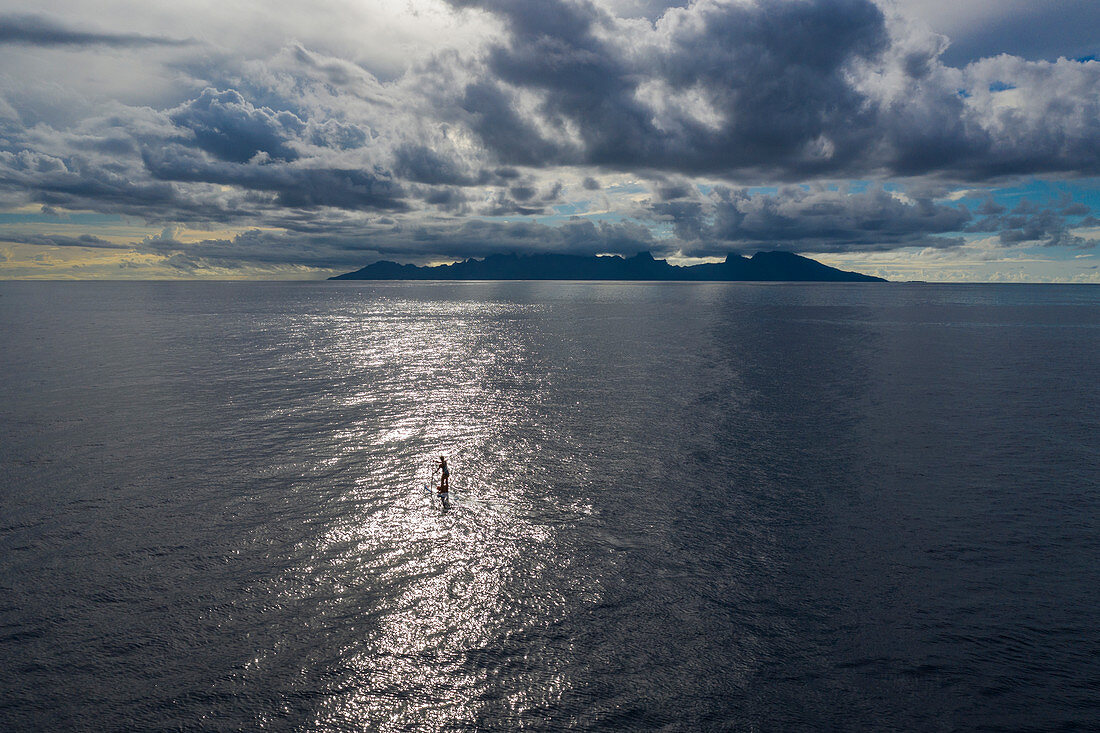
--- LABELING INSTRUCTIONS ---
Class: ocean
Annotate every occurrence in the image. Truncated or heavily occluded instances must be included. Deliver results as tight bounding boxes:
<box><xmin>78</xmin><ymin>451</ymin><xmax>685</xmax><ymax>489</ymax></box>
<box><xmin>1</xmin><ymin>281</ymin><xmax>1098</xmax><ymax>731</ymax></box>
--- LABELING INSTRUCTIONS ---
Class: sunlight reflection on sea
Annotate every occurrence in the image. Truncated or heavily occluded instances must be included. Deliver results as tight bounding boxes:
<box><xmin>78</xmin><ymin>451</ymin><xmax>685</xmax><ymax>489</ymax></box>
<box><xmin>246</xmin><ymin>294</ymin><xmax>599</xmax><ymax>729</ymax></box>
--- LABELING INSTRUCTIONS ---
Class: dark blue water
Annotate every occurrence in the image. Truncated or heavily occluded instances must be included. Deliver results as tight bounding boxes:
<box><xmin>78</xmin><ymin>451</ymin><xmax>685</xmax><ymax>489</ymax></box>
<box><xmin>1</xmin><ymin>281</ymin><xmax>1098</xmax><ymax>731</ymax></box>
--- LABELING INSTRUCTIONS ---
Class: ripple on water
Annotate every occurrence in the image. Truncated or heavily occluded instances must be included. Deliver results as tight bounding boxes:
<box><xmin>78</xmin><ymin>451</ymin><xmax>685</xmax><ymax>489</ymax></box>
<box><xmin>0</xmin><ymin>281</ymin><xmax>1097</xmax><ymax>731</ymax></box>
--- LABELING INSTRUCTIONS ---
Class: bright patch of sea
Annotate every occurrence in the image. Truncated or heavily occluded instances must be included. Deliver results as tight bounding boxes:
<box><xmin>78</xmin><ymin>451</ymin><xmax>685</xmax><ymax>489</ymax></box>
<box><xmin>1</xmin><ymin>281</ymin><xmax>1097</xmax><ymax>730</ymax></box>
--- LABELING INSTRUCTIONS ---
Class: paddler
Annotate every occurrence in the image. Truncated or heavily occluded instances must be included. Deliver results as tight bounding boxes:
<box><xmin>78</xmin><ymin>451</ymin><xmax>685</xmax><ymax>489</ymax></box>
<box><xmin>433</xmin><ymin>456</ymin><xmax>450</xmax><ymax>510</ymax></box>
<box><xmin>434</xmin><ymin>456</ymin><xmax>449</xmax><ymax>492</ymax></box>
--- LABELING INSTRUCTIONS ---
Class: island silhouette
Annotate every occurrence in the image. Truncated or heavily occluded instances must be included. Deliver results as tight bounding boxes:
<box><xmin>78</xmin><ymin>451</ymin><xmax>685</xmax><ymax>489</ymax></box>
<box><xmin>330</xmin><ymin>251</ymin><xmax>885</xmax><ymax>282</ymax></box>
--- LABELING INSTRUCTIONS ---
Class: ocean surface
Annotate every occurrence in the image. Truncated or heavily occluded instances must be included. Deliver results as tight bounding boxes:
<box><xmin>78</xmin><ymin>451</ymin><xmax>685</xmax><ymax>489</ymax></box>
<box><xmin>1</xmin><ymin>280</ymin><xmax>1098</xmax><ymax>731</ymax></box>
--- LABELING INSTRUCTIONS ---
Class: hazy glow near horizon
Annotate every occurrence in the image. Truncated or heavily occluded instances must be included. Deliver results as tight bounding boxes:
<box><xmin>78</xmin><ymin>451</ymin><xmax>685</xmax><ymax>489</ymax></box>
<box><xmin>0</xmin><ymin>0</ymin><xmax>1098</xmax><ymax>281</ymax></box>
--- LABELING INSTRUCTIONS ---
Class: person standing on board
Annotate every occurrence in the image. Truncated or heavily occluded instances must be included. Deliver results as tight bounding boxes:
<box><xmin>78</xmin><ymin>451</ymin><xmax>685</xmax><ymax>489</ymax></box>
<box><xmin>433</xmin><ymin>456</ymin><xmax>450</xmax><ymax>508</ymax></box>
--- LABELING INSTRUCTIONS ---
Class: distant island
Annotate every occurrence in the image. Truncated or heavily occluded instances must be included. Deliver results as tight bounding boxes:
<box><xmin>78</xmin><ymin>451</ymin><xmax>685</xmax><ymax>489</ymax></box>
<box><xmin>330</xmin><ymin>251</ymin><xmax>886</xmax><ymax>282</ymax></box>
<box><xmin>331</xmin><ymin>252</ymin><xmax>886</xmax><ymax>282</ymax></box>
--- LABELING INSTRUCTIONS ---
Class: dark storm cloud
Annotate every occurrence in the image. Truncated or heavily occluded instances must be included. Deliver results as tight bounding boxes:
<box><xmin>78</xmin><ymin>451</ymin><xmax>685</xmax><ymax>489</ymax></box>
<box><xmin>646</xmin><ymin>184</ymin><xmax>1097</xmax><ymax>255</ymax></box>
<box><xmin>392</xmin><ymin>143</ymin><xmax>478</xmax><ymax>186</ymax></box>
<box><xmin>419</xmin><ymin>186</ymin><xmax>470</xmax><ymax>210</ymax></box>
<box><xmin>451</xmin><ymin>0</ymin><xmax>659</xmax><ymax>167</ymax></box>
<box><xmin>509</xmin><ymin>185</ymin><xmax>536</xmax><ymax>201</ymax></box>
<box><xmin>0</xmin><ymin>127</ymin><xmax>401</xmax><ymax>227</ymax></box>
<box><xmin>654</xmin><ymin>180</ymin><xmax>694</xmax><ymax>201</ymax></box>
<box><xmin>458</xmin><ymin>80</ymin><xmax>566</xmax><ymax>166</ymax></box>
<box><xmin>448</xmin><ymin>0</ymin><xmax>888</xmax><ymax>173</ymax></box>
<box><xmin>0</xmin><ymin>81</ymin><xmax>407</xmax><ymax>221</ymax></box>
<box><xmin>0</xmin><ymin>14</ymin><xmax>193</xmax><ymax>48</ymax></box>
<box><xmin>0</xmin><ymin>149</ymin><xmax>180</xmax><ymax>213</ymax></box>
<box><xmin>168</xmin><ymin>89</ymin><xmax>305</xmax><ymax>163</ymax></box>
<box><xmin>645</xmin><ymin>184</ymin><xmax>973</xmax><ymax>254</ymax></box>
<box><xmin>447</xmin><ymin>0</ymin><xmax>1100</xmax><ymax>180</ymax></box>
<box><xmin>966</xmin><ymin>198</ymin><xmax>1092</xmax><ymax>248</ymax></box>
<box><xmin>142</xmin><ymin>145</ymin><xmax>408</xmax><ymax>212</ymax></box>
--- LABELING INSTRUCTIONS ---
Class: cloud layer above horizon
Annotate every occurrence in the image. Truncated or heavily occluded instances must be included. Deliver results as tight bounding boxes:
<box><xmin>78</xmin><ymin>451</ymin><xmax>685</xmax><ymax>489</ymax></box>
<box><xmin>1</xmin><ymin>0</ymin><xmax>1098</xmax><ymax>280</ymax></box>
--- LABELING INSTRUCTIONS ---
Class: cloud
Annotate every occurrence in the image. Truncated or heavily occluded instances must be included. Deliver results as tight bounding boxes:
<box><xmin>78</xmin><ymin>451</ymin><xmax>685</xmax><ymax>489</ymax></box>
<box><xmin>0</xmin><ymin>79</ymin><xmax>409</xmax><ymax>221</ymax></box>
<box><xmin>132</xmin><ymin>217</ymin><xmax>659</xmax><ymax>271</ymax></box>
<box><xmin>644</xmin><ymin>183</ymin><xmax>971</xmax><ymax>254</ymax></box>
<box><xmin>2</xmin><ymin>0</ymin><xmax>1099</xmax><ymax>278</ymax></box>
<box><xmin>447</xmin><ymin>0</ymin><xmax>1100</xmax><ymax>180</ymax></box>
<box><xmin>168</xmin><ymin>88</ymin><xmax>305</xmax><ymax>163</ymax></box>
<box><xmin>393</xmin><ymin>143</ymin><xmax>479</xmax><ymax>186</ymax></box>
<box><xmin>0</xmin><ymin>13</ymin><xmax>193</xmax><ymax>48</ymax></box>
<box><xmin>446</xmin><ymin>0</ymin><xmax>891</xmax><ymax>174</ymax></box>
<box><xmin>923</xmin><ymin>0</ymin><xmax>1100</xmax><ymax>65</ymax></box>
<box><xmin>3</xmin><ymin>232</ymin><xmax>130</xmax><ymax>249</ymax></box>
<box><xmin>0</xmin><ymin>149</ymin><xmax>181</xmax><ymax>215</ymax></box>
<box><xmin>965</xmin><ymin>198</ymin><xmax>1092</xmax><ymax>248</ymax></box>
<box><xmin>638</xmin><ymin>181</ymin><xmax>1099</xmax><ymax>254</ymax></box>
<box><xmin>458</xmin><ymin>79</ymin><xmax>568</xmax><ymax>167</ymax></box>
<box><xmin>142</xmin><ymin>144</ymin><xmax>409</xmax><ymax>212</ymax></box>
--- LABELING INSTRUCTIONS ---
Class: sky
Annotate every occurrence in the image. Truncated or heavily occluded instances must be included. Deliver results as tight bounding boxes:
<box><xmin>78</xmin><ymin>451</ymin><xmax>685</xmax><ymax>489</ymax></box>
<box><xmin>0</xmin><ymin>0</ymin><xmax>1098</xmax><ymax>281</ymax></box>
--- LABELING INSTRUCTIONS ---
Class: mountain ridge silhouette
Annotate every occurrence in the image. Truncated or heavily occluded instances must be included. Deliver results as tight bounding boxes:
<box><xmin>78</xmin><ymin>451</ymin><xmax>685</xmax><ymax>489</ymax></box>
<box><xmin>329</xmin><ymin>251</ymin><xmax>886</xmax><ymax>282</ymax></box>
